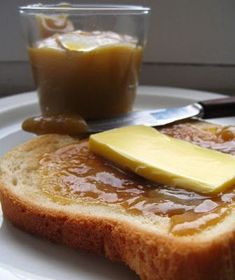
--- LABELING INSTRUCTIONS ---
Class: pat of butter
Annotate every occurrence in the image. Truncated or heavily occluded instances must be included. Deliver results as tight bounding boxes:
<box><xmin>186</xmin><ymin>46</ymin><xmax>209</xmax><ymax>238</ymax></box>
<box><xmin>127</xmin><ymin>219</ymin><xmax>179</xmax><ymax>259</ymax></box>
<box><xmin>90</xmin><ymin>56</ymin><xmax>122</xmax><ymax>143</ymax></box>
<box><xmin>89</xmin><ymin>125</ymin><xmax>235</xmax><ymax>194</ymax></box>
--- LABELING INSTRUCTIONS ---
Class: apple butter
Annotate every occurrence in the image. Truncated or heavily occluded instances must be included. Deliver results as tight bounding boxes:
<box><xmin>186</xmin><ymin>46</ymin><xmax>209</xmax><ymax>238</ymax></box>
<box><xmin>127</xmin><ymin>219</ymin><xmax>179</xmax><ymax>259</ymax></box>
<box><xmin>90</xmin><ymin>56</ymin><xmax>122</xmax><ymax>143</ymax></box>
<box><xmin>39</xmin><ymin>123</ymin><xmax>235</xmax><ymax>236</ymax></box>
<box><xmin>29</xmin><ymin>31</ymin><xmax>143</xmax><ymax>120</ymax></box>
<box><xmin>22</xmin><ymin>114</ymin><xmax>88</xmax><ymax>136</ymax></box>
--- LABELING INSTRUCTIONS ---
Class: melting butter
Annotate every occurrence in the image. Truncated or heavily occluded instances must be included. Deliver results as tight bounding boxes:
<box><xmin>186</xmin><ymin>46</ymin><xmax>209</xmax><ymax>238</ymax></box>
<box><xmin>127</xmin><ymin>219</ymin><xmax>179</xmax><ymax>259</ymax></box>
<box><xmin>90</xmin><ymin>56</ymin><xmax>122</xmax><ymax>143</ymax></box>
<box><xmin>89</xmin><ymin>125</ymin><xmax>235</xmax><ymax>194</ymax></box>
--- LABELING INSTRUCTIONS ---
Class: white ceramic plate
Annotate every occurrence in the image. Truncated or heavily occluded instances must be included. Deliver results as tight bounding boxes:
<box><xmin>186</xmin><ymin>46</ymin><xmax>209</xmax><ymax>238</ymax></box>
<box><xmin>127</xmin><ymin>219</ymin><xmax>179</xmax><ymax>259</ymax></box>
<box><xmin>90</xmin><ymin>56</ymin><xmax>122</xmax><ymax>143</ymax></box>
<box><xmin>0</xmin><ymin>86</ymin><xmax>233</xmax><ymax>280</ymax></box>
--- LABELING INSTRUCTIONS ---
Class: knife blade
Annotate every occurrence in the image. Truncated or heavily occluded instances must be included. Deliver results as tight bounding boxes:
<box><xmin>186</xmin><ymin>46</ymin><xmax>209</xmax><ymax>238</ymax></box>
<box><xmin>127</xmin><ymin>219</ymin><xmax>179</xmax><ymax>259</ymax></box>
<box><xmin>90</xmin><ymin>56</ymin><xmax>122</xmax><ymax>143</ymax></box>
<box><xmin>87</xmin><ymin>96</ymin><xmax>235</xmax><ymax>133</ymax></box>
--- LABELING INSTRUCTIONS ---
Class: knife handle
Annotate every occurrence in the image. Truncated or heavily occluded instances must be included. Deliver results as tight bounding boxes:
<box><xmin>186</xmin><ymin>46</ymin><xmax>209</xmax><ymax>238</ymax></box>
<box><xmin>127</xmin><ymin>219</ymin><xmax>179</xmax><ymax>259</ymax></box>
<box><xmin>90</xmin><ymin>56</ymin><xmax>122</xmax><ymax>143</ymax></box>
<box><xmin>199</xmin><ymin>96</ymin><xmax>235</xmax><ymax>119</ymax></box>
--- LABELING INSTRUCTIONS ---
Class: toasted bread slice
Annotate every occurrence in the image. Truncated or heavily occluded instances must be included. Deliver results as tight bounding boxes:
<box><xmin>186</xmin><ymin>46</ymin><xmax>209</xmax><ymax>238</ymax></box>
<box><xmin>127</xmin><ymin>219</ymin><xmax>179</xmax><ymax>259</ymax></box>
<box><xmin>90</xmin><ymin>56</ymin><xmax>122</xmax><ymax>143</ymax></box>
<box><xmin>0</xmin><ymin>122</ymin><xmax>235</xmax><ymax>280</ymax></box>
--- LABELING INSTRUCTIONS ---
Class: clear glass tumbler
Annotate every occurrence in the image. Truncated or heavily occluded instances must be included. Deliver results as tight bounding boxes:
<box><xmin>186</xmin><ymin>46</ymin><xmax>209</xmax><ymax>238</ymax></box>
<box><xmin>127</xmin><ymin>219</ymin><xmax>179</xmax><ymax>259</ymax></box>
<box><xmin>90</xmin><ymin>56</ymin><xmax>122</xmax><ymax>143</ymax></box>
<box><xmin>19</xmin><ymin>4</ymin><xmax>150</xmax><ymax>120</ymax></box>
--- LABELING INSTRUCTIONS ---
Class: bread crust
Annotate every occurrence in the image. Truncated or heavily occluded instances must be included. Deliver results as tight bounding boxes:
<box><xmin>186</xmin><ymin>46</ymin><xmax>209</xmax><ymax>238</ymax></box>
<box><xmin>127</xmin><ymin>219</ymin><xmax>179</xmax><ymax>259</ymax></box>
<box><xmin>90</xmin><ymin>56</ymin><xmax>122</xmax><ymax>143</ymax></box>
<box><xmin>0</xmin><ymin>184</ymin><xmax>234</xmax><ymax>280</ymax></box>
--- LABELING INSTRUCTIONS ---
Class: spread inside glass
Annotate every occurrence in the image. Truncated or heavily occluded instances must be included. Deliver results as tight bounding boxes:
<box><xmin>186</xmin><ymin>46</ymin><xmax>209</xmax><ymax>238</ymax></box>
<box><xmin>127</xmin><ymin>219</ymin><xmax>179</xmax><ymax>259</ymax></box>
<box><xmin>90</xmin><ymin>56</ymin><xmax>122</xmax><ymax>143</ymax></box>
<box><xmin>29</xmin><ymin>31</ymin><xmax>142</xmax><ymax>120</ymax></box>
<box><xmin>39</xmin><ymin>123</ymin><xmax>235</xmax><ymax>236</ymax></box>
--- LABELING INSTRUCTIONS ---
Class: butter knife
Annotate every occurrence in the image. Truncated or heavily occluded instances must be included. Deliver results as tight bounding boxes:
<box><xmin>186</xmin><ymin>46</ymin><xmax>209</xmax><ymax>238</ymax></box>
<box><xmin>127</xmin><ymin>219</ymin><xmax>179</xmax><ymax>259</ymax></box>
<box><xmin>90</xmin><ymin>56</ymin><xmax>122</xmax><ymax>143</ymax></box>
<box><xmin>87</xmin><ymin>96</ymin><xmax>235</xmax><ymax>132</ymax></box>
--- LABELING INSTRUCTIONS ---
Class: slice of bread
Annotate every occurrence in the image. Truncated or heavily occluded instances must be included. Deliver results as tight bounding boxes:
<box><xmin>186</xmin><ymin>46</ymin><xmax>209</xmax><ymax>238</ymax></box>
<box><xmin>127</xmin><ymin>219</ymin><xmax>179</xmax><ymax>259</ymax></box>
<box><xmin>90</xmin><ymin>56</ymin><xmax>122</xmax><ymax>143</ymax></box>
<box><xmin>0</xmin><ymin>121</ymin><xmax>234</xmax><ymax>280</ymax></box>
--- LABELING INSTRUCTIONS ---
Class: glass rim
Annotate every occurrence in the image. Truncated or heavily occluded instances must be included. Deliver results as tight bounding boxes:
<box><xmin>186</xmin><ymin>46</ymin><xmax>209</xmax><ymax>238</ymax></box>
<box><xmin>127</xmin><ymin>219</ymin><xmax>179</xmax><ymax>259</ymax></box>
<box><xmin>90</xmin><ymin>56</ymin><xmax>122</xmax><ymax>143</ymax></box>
<box><xmin>19</xmin><ymin>4</ymin><xmax>150</xmax><ymax>14</ymax></box>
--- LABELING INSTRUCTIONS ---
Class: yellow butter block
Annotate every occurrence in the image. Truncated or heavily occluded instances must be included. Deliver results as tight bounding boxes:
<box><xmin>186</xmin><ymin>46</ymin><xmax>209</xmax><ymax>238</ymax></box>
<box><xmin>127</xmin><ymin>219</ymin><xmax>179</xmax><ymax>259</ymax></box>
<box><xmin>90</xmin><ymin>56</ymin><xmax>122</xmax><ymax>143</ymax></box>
<box><xmin>89</xmin><ymin>125</ymin><xmax>235</xmax><ymax>194</ymax></box>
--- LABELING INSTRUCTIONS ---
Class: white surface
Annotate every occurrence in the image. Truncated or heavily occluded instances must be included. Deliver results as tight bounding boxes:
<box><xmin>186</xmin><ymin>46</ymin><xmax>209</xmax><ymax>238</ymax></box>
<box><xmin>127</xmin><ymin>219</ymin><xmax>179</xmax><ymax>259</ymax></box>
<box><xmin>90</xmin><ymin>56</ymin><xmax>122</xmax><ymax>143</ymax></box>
<box><xmin>0</xmin><ymin>86</ymin><xmax>234</xmax><ymax>280</ymax></box>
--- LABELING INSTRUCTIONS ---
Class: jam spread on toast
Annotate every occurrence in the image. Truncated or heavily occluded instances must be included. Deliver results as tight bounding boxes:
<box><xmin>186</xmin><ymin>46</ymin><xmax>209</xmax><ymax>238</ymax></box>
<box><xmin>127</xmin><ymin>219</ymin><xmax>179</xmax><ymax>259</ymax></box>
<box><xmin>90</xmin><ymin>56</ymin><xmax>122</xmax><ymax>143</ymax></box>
<box><xmin>39</xmin><ymin>123</ymin><xmax>235</xmax><ymax>236</ymax></box>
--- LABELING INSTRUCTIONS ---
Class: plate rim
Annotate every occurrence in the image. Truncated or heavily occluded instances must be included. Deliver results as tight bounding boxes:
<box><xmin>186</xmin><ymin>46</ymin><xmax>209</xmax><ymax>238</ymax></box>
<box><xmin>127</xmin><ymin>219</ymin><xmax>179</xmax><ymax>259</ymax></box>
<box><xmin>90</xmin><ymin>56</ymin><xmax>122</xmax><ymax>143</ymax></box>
<box><xmin>0</xmin><ymin>86</ymin><xmax>226</xmax><ymax>112</ymax></box>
